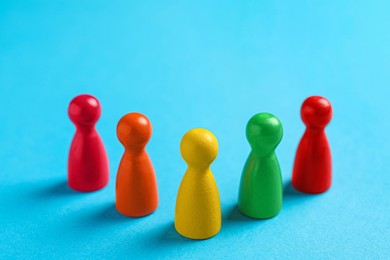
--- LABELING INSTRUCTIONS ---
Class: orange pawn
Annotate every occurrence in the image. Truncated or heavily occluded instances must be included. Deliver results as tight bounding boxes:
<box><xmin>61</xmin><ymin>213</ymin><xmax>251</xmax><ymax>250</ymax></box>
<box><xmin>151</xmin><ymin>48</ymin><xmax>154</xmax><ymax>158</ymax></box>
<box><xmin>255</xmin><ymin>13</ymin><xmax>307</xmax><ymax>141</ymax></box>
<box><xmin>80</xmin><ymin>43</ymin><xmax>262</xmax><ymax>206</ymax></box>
<box><xmin>116</xmin><ymin>112</ymin><xmax>158</xmax><ymax>217</ymax></box>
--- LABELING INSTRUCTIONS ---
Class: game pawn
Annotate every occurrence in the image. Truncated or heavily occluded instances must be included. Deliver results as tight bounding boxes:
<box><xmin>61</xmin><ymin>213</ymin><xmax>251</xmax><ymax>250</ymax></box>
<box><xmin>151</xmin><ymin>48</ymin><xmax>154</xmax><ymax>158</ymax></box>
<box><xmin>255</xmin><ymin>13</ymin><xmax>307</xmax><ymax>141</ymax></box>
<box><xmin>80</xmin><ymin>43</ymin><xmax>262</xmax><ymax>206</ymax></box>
<box><xmin>238</xmin><ymin>113</ymin><xmax>283</xmax><ymax>219</ymax></box>
<box><xmin>292</xmin><ymin>96</ymin><xmax>333</xmax><ymax>194</ymax></box>
<box><xmin>116</xmin><ymin>112</ymin><xmax>158</xmax><ymax>217</ymax></box>
<box><xmin>67</xmin><ymin>94</ymin><xmax>109</xmax><ymax>192</ymax></box>
<box><xmin>175</xmin><ymin>128</ymin><xmax>221</xmax><ymax>240</ymax></box>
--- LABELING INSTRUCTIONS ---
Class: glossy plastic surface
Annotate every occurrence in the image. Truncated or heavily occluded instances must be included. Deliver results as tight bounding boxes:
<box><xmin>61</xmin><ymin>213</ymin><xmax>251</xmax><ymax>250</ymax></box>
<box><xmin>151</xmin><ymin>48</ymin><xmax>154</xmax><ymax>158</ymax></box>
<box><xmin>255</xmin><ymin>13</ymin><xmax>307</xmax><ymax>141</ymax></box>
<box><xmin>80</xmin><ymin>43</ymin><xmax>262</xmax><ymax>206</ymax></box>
<box><xmin>116</xmin><ymin>112</ymin><xmax>158</xmax><ymax>217</ymax></box>
<box><xmin>292</xmin><ymin>96</ymin><xmax>333</xmax><ymax>194</ymax></box>
<box><xmin>67</xmin><ymin>94</ymin><xmax>109</xmax><ymax>192</ymax></box>
<box><xmin>2</xmin><ymin>1</ymin><xmax>390</xmax><ymax>258</ymax></box>
<box><xmin>175</xmin><ymin>128</ymin><xmax>221</xmax><ymax>239</ymax></box>
<box><xmin>238</xmin><ymin>113</ymin><xmax>283</xmax><ymax>219</ymax></box>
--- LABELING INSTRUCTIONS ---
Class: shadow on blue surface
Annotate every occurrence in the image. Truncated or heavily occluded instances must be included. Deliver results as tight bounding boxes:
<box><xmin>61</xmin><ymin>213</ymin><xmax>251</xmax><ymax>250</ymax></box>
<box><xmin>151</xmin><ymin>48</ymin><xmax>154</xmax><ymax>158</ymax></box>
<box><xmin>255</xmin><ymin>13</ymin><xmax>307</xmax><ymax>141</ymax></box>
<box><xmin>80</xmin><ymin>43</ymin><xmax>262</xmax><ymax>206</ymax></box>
<box><xmin>282</xmin><ymin>180</ymin><xmax>318</xmax><ymax>210</ymax></box>
<box><xmin>223</xmin><ymin>181</ymin><xmax>313</xmax><ymax>224</ymax></box>
<box><xmin>69</xmin><ymin>202</ymin><xmax>143</xmax><ymax>235</ymax></box>
<box><xmin>134</xmin><ymin>222</ymin><xmax>197</xmax><ymax>257</ymax></box>
<box><xmin>97</xmin><ymin>203</ymin><xmax>134</xmax><ymax>222</ymax></box>
<box><xmin>283</xmin><ymin>180</ymin><xmax>306</xmax><ymax>198</ymax></box>
<box><xmin>28</xmin><ymin>180</ymin><xmax>86</xmax><ymax>204</ymax></box>
<box><xmin>227</xmin><ymin>206</ymin><xmax>257</xmax><ymax>222</ymax></box>
<box><xmin>39</xmin><ymin>180</ymin><xmax>82</xmax><ymax>196</ymax></box>
<box><xmin>158</xmin><ymin>222</ymin><xmax>195</xmax><ymax>243</ymax></box>
<box><xmin>225</xmin><ymin>181</ymin><xmax>310</xmax><ymax>221</ymax></box>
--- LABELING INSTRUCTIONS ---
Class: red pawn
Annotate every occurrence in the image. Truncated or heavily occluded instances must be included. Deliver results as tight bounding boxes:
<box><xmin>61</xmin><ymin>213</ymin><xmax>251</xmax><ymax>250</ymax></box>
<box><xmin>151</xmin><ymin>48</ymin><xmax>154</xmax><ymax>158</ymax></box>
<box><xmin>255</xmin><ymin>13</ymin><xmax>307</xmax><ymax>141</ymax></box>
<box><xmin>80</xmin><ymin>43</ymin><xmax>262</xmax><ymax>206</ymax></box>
<box><xmin>68</xmin><ymin>94</ymin><xmax>109</xmax><ymax>192</ymax></box>
<box><xmin>292</xmin><ymin>96</ymin><xmax>333</xmax><ymax>194</ymax></box>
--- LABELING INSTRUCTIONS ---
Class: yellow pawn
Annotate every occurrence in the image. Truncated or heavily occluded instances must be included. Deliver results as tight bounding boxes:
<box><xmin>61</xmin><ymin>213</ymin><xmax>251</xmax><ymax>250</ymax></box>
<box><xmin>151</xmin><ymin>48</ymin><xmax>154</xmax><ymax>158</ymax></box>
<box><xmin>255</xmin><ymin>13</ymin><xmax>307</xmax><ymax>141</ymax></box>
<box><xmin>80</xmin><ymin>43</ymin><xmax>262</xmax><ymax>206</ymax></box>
<box><xmin>174</xmin><ymin>128</ymin><xmax>221</xmax><ymax>240</ymax></box>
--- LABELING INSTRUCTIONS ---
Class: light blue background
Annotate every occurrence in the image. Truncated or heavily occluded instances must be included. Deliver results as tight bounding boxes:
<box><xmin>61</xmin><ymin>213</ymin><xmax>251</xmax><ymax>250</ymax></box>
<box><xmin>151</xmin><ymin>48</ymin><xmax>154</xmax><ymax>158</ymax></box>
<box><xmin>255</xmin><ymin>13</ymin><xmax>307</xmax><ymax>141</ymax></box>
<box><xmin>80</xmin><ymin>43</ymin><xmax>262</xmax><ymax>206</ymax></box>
<box><xmin>1</xmin><ymin>0</ymin><xmax>389</xmax><ymax>258</ymax></box>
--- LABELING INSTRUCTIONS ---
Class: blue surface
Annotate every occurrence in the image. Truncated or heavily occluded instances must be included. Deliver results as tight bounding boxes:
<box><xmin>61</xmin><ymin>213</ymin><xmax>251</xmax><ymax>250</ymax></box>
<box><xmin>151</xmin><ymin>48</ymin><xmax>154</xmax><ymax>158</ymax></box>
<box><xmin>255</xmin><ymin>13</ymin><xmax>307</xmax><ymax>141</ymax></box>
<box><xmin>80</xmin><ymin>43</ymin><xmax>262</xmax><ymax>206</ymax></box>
<box><xmin>1</xmin><ymin>1</ymin><xmax>389</xmax><ymax>258</ymax></box>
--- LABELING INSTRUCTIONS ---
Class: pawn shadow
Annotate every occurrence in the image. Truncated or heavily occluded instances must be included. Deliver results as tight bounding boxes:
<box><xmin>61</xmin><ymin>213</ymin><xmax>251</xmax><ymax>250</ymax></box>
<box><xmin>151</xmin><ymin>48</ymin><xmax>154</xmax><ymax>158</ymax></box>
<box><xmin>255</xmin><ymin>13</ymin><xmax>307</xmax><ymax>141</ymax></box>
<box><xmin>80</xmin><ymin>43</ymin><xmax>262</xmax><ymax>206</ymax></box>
<box><xmin>225</xmin><ymin>182</ymin><xmax>310</xmax><ymax>223</ymax></box>
<box><xmin>283</xmin><ymin>180</ymin><xmax>324</xmax><ymax>200</ymax></box>
<box><xmin>162</xmin><ymin>223</ymin><xmax>191</xmax><ymax>242</ymax></box>
<box><xmin>225</xmin><ymin>204</ymin><xmax>279</xmax><ymax>227</ymax></box>
<box><xmin>135</xmin><ymin>222</ymin><xmax>194</xmax><ymax>254</ymax></box>
<box><xmin>283</xmin><ymin>180</ymin><xmax>317</xmax><ymax>209</ymax></box>
<box><xmin>31</xmin><ymin>180</ymin><xmax>85</xmax><ymax>200</ymax></box>
<box><xmin>283</xmin><ymin>180</ymin><xmax>306</xmax><ymax>198</ymax></box>
<box><xmin>95</xmin><ymin>203</ymin><xmax>135</xmax><ymax>223</ymax></box>
<box><xmin>157</xmin><ymin>222</ymin><xmax>206</xmax><ymax>244</ymax></box>
<box><xmin>226</xmin><ymin>205</ymin><xmax>257</xmax><ymax>222</ymax></box>
<box><xmin>73</xmin><ymin>202</ymin><xmax>144</xmax><ymax>232</ymax></box>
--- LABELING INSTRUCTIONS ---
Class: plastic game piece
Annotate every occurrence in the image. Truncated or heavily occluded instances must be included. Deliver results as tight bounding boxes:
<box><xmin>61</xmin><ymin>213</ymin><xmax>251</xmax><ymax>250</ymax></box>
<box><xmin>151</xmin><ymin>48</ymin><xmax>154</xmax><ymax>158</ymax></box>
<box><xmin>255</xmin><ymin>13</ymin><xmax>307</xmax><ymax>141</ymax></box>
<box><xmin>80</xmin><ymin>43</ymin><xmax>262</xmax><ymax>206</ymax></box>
<box><xmin>67</xmin><ymin>94</ymin><xmax>109</xmax><ymax>192</ymax></box>
<box><xmin>175</xmin><ymin>128</ymin><xmax>221</xmax><ymax>240</ymax></box>
<box><xmin>238</xmin><ymin>113</ymin><xmax>283</xmax><ymax>219</ymax></box>
<box><xmin>292</xmin><ymin>96</ymin><xmax>333</xmax><ymax>194</ymax></box>
<box><xmin>116</xmin><ymin>112</ymin><xmax>158</xmax><ymax>217</ymax></box>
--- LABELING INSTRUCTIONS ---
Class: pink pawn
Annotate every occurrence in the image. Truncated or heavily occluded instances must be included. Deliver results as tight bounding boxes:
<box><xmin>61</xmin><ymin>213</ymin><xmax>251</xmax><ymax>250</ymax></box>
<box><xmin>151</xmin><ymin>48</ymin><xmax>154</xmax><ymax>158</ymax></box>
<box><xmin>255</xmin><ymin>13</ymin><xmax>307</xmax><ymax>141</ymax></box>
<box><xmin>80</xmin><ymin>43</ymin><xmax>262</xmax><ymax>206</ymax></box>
<box><xmin>67</xmin><ymin>94</ymin><xmax>109</xmax><ymax>192</ymax></box>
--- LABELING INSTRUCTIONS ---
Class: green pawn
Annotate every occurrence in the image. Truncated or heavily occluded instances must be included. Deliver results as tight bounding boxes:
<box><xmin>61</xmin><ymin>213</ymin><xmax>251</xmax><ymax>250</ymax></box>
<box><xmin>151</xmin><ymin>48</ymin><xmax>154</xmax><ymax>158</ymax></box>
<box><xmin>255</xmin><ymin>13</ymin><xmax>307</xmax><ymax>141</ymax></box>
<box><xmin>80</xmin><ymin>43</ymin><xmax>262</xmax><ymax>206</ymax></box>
<box><xmin>238</xmin><ymin>113</ymin><xmax>283</xmax><ymax>219</ymax></box>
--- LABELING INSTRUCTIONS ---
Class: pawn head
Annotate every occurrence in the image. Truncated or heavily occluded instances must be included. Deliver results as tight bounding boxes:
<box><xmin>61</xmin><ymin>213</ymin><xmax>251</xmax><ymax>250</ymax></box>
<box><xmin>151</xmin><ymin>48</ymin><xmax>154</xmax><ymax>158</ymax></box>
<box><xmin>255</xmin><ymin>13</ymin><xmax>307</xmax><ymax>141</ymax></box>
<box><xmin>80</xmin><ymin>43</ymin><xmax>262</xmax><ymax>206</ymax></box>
<box><xmin>68</xmin><ymin>94</ymin><xmax>101</xmax><ymax>126</ymax></box>
<box><xmin>180</xmin><ymin>128</ymin><xmax>218</xmax><ymax>168</ymax></box>
<box><xmin>301</xmin><ymin>96</ymin><xmax>332</xmax><ymax>129</ymax></box>
<box><xmin>246</xmin><ymin>113</ymin><xmax>283</xmax><ymax>155</ymax></box>
<box><xmin>117</xmin><ymin>112</ymin><xmax>152</xmax><ymax>148</ymax></box>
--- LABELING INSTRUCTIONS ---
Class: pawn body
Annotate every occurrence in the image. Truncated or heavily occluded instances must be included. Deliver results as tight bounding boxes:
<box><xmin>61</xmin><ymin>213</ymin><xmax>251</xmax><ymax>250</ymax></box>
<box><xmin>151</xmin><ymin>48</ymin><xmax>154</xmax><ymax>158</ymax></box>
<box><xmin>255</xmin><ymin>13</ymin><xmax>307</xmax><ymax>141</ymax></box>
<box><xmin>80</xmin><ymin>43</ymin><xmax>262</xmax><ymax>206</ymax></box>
<box><xmin>68</xmin><ymin>94</ymin><xmax>109</xmax><ymax>192</ymax></box>
<box><xmin>292</xmin><ymin>96</ymin><xmax>333</xmax><ymax>194</ymax></box>
<box><xmin>238</xmin><ymin>113</ymin><xmax>283</xmax><ymax>219</ymax></box>
<box><xmin>175</xmin><ymin>128</ymin><xmax>221</xmax><ymax>240</ymax></box>
<box><xmin>116</xmin><ymin>113</ymin><xmax>158</xmax><ymax>217</ymax></box>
